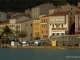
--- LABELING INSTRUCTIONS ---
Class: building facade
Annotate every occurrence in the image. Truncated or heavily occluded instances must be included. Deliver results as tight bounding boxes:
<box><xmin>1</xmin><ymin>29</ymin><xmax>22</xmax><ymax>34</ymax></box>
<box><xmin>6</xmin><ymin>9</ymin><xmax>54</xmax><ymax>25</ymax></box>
<box><xmin>40</xmin><ymin>16</ymin><xmax>49</xmax><ymax>39</ymax></box>
<box><xmin>54</xmin><ymin>3</ymin><xmax>77</xmax><ymax>25</ymax></box>
<box><xmin>0</xmin><ymin>12</ymin><xmax>7</xmax><ymax>21</ymax></box>
<box><xmin>31</xmin><ymin>3</ymin><xmax>55</xmax><ymax>20</ymax></box>
<box><xmin>75</xmin><ymin>11</ymin><xmax>80</xmax><ymax>35</ymax></box>
<box><xmin>9</xmin><ymin>16</ymin><xmax>33</xmax><ymax>41</ymax></box>
<box><xmin>33</xmin><ymin>20</ymin><xmax>40</xmax><ymax>39</ymax></box>
<box><xmin>48</xmin><ymin>11</ymin><xmax>71</xmax><ymax>38</ymax></box>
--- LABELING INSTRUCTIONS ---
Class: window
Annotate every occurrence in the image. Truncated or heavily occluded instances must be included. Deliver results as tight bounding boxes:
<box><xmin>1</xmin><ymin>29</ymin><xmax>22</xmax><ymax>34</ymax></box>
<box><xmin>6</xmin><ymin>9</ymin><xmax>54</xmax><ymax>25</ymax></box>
<box><xmin>25</xmin><ymin>23</ymin><xmax>27</xmax><ymax>26</ymax></box>
<box><xmin>64</xmin><ymin>16</ymin><xmax>66</xmax><ymax>24</ymax></box>
<box><xmin>55</xmin><ymin>19</ymin><xmax>59</xmax><ymax>22</ymax></box>
<box><xmin>56</xmin><ymin>24</ymin><xmax>60</xmax><ymax>28</ymax></box>
<box><xmin>60</xmin><ymin>19</ymin><xmax>63</xmax><ymax>22</ymax></box>
<box><xmin>42</xmin><ymin>20</ymin><xmax>43</xmax><ymax>23</ymax></box>
<box><xmin>35</xmin><ymin>32</ymin><xmax>39</xmax><ymax>36</ymax></box>
<box><xmin>44</xmin><ymin>20</ymin><xmax>45</xmax><ymax>23</ymax></box>
<box><xmin>44</xmin><ymin>25</ymin><xmax>45</xmax><ymax>28</ymax></box>
<box><xmin>78</xmin><ymin>15</ymin><xmax>80</xmax><ymax>19</ymax></box>
<box><xmin>46</xmin><ymin>19</ymin><xmax>47</xmax><ymax>22</ymax></box>
<box><xmin>56</xmin><ymin>33</ymin><xmax>59</xmax><ymax>36</ymax></box>
<box><xmin>62</xmin><ymin>24</ymin><xmax>63</xmax><ymax>28</ymax></box>
<box><xmin>42</xmin><ymin>25</ymin><xmax>43</xmax><ymax>28</ymax></box>
<box><xmin>31</xmin><ymin>24</ymin><xmax>32</xmax><ymax>26</ymax></box>
<box><xmin>42</xmin><ymin>25</ymin><xmax>45</xmax><ymax>28</ymax></box>
<box><xmin>52</xmin><ymin>33</ymin><xmax>55</xmax><ymax>35</ymax></box>
<box><xmin>53</xmin><ymin>24</ymin><xmax>54</xmax><ymax>28</ymax></box>
<box><xmin>42</xmin><ymin>30</ymin><xmax>43</xmax><ymax>34</ymax></box>
<box><xmin>37</xmin><ymin>23</ymin><xmax>39</xmax><ymax>25</ymax></box>
<box><xmin>46</xmin><ymin>25</ymin><xmax>47</xmax><ymax>28</ymax></box>
<box><xmin>61</xmin><ymin>33</ymin><xmax>64</xmax><ymax>35</ymax></box>
<box><xmin>46</xmin><ymin>30</ymin><xmax>47</xmax><ymax>34</ymax></box>
<box><xmin>31</xmin><ymin>34</ymin><xmax>32</xmax><ymax>36</ymax></box>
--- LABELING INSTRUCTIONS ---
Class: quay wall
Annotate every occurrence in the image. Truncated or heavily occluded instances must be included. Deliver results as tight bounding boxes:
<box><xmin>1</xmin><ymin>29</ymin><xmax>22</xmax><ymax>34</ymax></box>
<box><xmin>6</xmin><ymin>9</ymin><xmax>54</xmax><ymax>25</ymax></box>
<box><xmin>7</xmin><ymin>46</ymin><xmax>80</xmax><ymax>49</ymax></box>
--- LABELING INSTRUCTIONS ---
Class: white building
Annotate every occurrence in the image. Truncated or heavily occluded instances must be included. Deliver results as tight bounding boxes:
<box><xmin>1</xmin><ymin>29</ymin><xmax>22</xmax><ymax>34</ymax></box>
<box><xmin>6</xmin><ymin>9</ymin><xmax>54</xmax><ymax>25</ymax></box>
<box><xmin>48</xmin><ymin>11</ymin><xmax>71</xmax><ymax>38</ymax></box>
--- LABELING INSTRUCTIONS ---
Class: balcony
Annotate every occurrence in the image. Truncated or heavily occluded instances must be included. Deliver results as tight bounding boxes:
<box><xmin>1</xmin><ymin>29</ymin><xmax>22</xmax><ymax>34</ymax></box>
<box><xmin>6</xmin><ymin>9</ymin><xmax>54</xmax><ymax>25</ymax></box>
<box><xmin>41</xmin><ymin>22</ymin><xmax>47</xmax><ymax>24</ymax></box>
<box><xmin>52</xmin><ymin>28</ymin><xmax>67</xmax><ymax>30</ymax></box>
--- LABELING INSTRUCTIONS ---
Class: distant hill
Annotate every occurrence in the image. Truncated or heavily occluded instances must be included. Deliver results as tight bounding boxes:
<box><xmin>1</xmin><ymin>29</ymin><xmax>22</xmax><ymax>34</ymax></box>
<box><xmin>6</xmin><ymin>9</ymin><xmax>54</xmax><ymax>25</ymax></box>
<box><xmin>0</xmin><ymin>0</ymin><xmax>80</xmax><ymax>12</ymax></box>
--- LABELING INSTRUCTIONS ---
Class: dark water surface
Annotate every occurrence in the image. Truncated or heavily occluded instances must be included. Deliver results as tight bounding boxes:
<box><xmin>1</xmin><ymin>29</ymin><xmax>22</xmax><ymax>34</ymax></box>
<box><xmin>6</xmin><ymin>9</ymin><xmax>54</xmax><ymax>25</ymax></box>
<box><xmin>0</xmin><ymin>48</ymin><xmax>80</xmax><ymax>60</ymax></box>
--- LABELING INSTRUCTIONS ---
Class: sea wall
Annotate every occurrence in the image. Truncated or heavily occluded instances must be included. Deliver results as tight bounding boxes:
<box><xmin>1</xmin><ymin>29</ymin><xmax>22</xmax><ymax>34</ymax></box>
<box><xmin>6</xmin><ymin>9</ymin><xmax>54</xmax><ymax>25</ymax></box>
<box><xmin>7</xmin><ymin>46</ymin><xmax>80</xmax><ymax>49</ymax></box>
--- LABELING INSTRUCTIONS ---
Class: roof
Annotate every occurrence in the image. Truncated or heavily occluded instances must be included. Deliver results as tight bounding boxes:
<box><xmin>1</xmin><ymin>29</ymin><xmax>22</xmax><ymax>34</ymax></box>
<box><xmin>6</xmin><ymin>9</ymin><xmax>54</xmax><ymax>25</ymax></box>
<box><xmin>49</xmin><ymin>11</ymin><xmax>68</xmax><ymax>16</ymax></box>
<box><xmin>17</xmin><ymin>20</ymin><xmax>32</xmax><ymax>23</ymax></box>
<box><xmin>32</xmin><ymin>3</ymin><xmax>50</xmax><ymax>8</ymax></box>
<box><xmin>11</xmin><ymin>15</ymin><xmax>23</xmax><ymax>19</ymax></box>
<box><xmin>0</xmin><ymin>21</ymin><xmax>9</xmax><ymax>25</ymax></box>
<box><xmin>75</xmin><ymin>11</ymin><xmax>80</xmax><ymax>14</ymax></box>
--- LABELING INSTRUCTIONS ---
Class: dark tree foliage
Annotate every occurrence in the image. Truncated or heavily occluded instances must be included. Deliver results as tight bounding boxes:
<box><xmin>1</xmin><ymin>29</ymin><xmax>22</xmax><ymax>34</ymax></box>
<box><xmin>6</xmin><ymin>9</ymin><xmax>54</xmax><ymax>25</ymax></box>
<box><xmin>0</xmin><ymin>0</ymin><xmax>80</xmax><ymax>12</ymax></box>
<box><xmin>67</xmin><ymin>0</ymin><xmax>80</xmax><ymax>6</ymax></box>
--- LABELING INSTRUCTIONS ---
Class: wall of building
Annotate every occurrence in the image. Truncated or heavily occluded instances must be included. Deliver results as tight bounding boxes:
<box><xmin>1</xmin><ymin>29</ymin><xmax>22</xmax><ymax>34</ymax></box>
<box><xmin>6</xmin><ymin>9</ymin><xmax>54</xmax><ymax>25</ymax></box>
<box><xmin>0</xmin><ymin>12</ymin><xmax>7</xmax><ymax>21</ymax></box>
<box><xmin>55</xmin><ymin>4</ymin><xmax>77</xmax><ymax>25</ymax></box>
<box><xmin>48</xmin><ymin>15</ymin><xmax>69</xmax><ymax>37</ymax></box>
<box><xmin>31</xmin><ymin>3</ymin><xmax>55</xmax><ymax>20</ymax></box>
<box><xmin>40</xmin><ymin>3</ymin><xmax>55</xmax><ymax>15</ymax></box>
<box><xmin>21</xmin><ymin>20</ymin><xmax>33</xmax><ymax>41</ymax></box>
<box><xmin>75</xmin><ymin>15</ymin><xmax>79</xmax><ymax>34</ymax></box>
<box><xmin>33</xmin><ymin>20</ymin><xmax>40</xmax><ymax>39</ymax></box>
<box><xmin>40</xmin><ymin>16</ymin><xmax>49</xmax><ymax>39</ymax></box>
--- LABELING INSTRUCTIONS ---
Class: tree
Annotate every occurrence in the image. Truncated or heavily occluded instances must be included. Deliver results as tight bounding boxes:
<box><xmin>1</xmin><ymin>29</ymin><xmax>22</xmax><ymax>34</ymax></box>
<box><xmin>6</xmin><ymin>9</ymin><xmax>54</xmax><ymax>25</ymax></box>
<box><xmin>1</xmin><ymin>25</ymin><xmax>13</xmax><ymax>43</ymax></box>
<box><xmin>18</xmin><ymin>31</ymin><xmax>27</xmax><ymax>42</ymax></box>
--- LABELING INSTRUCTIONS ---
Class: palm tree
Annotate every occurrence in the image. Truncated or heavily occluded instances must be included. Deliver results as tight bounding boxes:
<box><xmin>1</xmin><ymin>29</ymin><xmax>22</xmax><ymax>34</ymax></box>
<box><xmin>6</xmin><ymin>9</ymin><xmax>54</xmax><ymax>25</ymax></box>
<box><xmin>1</xmin><ymin>25</ymin><xmax>13</xmax><ymax>43</ymax></box>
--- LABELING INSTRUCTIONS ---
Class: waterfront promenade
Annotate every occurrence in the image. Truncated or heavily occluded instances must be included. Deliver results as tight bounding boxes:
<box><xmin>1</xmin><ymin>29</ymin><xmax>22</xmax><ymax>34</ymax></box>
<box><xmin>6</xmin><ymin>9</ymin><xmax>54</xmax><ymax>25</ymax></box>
<box><xmin>7</xmin><ymin>45</ymin><xmax>80</xmax><ymax>49</ymax></box>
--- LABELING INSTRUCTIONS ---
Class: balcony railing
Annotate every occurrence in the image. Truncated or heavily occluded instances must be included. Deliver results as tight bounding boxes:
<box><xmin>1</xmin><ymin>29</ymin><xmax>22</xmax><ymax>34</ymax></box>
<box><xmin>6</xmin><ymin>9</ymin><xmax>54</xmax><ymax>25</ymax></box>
<box><xmin>52</xmin><ymin>28</ymin><xmax>67</xmax><ymax>30</ymax></box>
<box><xmin>41</xmin><ymin>22</ymin><xmax>47</xmax><ymax>24</ymax></box>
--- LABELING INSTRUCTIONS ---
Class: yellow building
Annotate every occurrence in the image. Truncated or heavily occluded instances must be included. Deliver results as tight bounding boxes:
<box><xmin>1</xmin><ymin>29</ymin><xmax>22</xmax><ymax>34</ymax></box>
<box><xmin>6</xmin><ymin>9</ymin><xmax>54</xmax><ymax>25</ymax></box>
<box><xmin>40</xmin><ymin>16</ymin><xmax>49</xmax><ymax>39</ymax></box>
<box><xmin>33</xmin><ymin>20</ymin><xmax>40</xmax><ymax>39</ymax></box>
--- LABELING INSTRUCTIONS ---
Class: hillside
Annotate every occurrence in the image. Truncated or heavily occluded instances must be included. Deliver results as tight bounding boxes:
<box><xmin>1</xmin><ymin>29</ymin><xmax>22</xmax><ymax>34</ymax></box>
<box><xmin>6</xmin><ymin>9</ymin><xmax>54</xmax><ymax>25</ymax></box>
<box><xmin>0</xmin><ymin>0</ymin><xmax>80</xmax><ymax>12</ymax></box>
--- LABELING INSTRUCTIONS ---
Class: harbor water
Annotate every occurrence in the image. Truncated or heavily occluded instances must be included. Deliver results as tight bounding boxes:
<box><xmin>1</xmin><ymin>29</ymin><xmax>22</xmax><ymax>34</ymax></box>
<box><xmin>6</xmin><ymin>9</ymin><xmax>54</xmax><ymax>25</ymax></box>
<box><xmin>0</xmin><ymin>48</ymin><xmax>80</xmax><ymax>60</ymax></box>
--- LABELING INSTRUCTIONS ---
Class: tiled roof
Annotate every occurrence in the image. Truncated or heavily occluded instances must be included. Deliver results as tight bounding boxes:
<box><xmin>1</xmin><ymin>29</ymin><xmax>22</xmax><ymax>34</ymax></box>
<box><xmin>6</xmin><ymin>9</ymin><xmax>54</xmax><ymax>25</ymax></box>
<box><xmin>17</xmin><ymin>20</ymin><xmax>32</xmax><ymax>23</ymax></box>
<box><xmin>75</xmin><ymin>11</ymin><xmax>80</xmax><ymax>14</ymax></box>
<box><xmin>49</xmin><ymin>11</ymin><xmax>68</xmax><ymax>16</ymax></box>
<box><xmin>11</xmin><ymin>15</ymin><xmax>23</xmax><ymax>19</ymax></box>
<box><xmin>0</xmin><ymin>21</ymin><xmax>9</xmax><ymax>25</ymax></box>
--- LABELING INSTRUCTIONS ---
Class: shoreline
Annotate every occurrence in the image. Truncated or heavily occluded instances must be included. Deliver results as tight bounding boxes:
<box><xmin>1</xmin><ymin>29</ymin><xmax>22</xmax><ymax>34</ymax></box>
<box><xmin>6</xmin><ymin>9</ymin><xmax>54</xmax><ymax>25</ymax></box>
<box><xmin>6</xmin><ymin>45</ymin><xmax>80</xmax><ymax>49</ymax></box>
